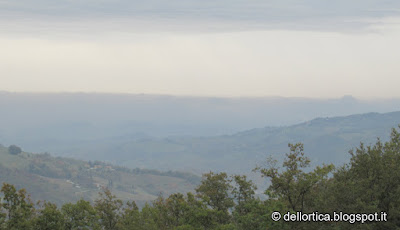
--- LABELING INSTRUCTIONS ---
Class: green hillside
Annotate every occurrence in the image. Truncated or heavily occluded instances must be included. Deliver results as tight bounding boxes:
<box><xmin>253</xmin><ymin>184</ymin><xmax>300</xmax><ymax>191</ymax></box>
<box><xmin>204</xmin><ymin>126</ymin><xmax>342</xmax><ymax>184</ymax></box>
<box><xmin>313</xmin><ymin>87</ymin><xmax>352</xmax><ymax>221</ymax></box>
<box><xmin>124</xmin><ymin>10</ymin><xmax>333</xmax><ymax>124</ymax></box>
<box><xmin>0</xmin><ymin>145</ymin><xmax>199</xmax><ymax>206</ymax></box>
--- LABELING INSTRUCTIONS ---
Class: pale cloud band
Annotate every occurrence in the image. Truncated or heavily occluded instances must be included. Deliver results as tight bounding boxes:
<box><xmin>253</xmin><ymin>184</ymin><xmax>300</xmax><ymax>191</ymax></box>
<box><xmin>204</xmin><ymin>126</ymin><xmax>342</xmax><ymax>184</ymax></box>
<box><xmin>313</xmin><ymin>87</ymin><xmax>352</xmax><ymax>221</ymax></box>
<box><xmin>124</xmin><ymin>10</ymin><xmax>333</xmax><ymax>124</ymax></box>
<box><xmin>1</xmin><ymin>1</ymin><xmax>400</xmax><ymax>98</ymax></box>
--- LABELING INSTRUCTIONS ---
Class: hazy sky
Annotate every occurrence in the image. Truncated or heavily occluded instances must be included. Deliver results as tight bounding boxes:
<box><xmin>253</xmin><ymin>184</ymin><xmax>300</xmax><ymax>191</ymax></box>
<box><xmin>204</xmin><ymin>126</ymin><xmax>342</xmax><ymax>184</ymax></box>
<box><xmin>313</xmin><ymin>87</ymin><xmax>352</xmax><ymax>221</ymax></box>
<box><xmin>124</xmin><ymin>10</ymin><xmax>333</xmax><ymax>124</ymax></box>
<box><xmin>1</xmin><ymin>0</ymin><xmax>400</xmax><ymax>98</ymax></box>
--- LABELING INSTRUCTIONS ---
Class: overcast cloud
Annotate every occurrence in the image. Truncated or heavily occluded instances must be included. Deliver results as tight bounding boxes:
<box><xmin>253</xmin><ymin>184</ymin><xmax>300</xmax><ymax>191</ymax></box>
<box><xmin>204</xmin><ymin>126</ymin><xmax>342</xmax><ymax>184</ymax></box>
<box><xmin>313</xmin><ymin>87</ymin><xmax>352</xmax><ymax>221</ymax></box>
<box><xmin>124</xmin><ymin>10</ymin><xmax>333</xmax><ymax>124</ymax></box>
<box><xmin>1</xmin><ymin>0</ymin><xmax>400</xmax><ymax>98</ymax></box>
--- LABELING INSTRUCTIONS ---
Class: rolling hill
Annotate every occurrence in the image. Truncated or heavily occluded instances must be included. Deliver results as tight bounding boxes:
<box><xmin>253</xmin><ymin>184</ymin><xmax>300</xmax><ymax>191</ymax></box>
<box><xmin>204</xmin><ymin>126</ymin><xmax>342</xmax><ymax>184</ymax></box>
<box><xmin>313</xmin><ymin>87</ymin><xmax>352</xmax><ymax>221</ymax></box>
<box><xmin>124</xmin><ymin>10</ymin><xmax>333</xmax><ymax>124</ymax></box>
<box><xmin>0</xmin><ymin>145</ymin><xmax>199</xmax><ymax>206</ymax></box>
<box><xmin>42</xmin><ymin>111</ymin><xmax>400</xmax><ymax>175</ymax></box>
<box><xmin>2</xmin><ymin>111</ymin><xmax>400</xmax><ymax>206</ymax></box>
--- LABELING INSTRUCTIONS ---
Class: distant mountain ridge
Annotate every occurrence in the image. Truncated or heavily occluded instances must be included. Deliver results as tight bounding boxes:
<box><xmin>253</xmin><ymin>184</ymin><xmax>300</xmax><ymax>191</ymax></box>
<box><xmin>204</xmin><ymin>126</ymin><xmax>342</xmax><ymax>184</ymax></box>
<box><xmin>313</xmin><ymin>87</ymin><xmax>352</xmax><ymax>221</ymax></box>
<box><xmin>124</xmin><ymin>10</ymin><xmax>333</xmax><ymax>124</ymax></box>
<box><xmin>2</xmin><ymin>92</ymin><xmax>400</xmax><ymax>148</ymax></box>
<box><xmin>2</xmin><ymin>92</ymin><xmax>400</xmax><ymax>175</ymax></box>
<box><xmin>1</xmin><ymin>110</ymin><xmax>400</xmax><ymax>206</ymax></box>
<box><xmin>29</xmin><ymin>111</ymin><xmax>400</xmax><ymax>175</ymax></box>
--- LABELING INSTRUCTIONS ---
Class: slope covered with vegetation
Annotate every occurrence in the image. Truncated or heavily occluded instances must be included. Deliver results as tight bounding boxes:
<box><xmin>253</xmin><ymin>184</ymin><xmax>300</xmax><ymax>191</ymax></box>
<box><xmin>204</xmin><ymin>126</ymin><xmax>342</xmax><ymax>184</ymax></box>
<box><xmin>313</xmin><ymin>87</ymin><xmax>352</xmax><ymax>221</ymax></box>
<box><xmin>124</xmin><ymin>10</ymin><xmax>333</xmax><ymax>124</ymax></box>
<box><xmin>0</xmin><ymin>145</ymin><xmax>199</xmax><ymax>207</ymax></box>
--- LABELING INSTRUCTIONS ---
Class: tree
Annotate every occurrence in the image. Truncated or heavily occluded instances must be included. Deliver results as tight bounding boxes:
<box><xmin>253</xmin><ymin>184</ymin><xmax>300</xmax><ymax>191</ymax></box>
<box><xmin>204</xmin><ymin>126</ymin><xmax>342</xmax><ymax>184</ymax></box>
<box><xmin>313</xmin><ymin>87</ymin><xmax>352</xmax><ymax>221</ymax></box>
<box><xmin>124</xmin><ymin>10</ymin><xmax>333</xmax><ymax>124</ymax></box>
<box><xmin>0</xmin><ymin>203</ymin><xmax>6</xmax><ymax>230</ymax></box>
<box><xmin>62</xmin><ymin>199</ymin><xmax>100</xmax><ymax>230</ymax></box>
<box><xmin>255</xmin><ymin>143</ymin><xmax>334</xmax><ymax>212</ymax></box>
<box><xmin>166</xmin><ymin>193</ymin><xmax>191</xmax><ymax>228</ymax></box>
<box><xmin>94</xmin><ymin>188</ymin><xmax>123</xmax><ymax>230</ymax></box>
<box><xmin>326</xmin><ymin>127</ymin><xmax>400</xmax><ymax>229</ymax></box>
<box><xmin>182</xmin><ymin>192</ymin><xmax>213</xmax><ymax>229</ymax></box>
<box><xmin>117</xmin><ymin>201</ymin><xmax>140</xmax><ymax>230</ymax></box>
<box><xmin>138</xmin><ymin>203</ymin><xmax>158</xmax><ymax>230</ymax></box>
<box><xmin>33</xmin><ymin>201</ymin><xmax>64</xmax><ymax>230</ymax></box>
<box><xmin>150</xmin><ymin>195</ymin><xmax>170</xmax><ymax>229</ymax></box>
<box><xmin>0</xmin><ymin>183</ymin><xmax>35</xmax><ymax>230</ymax></box>
<box><xmin>231</xmin><ymin>175</ymin><xmax>256</xmax><ymax>210</ymax></box>
<box><xmin>8</xmin><ymin>145</ymin><xmax>22</xmax><ymax>155</ymax></box>
<box><xmin>149</xmin><ymin>193</ymin><xmax>191</xmax><ymax>229</ymax></box>
<box><xmin>195</xmin><ymin>172</ymin><xmax>234</xmax><ymax>225</ymax></box>
<box><xmin>232</xmin><ymin>199</ymin><xmax>270</xmax><ymax>230</ymax></box>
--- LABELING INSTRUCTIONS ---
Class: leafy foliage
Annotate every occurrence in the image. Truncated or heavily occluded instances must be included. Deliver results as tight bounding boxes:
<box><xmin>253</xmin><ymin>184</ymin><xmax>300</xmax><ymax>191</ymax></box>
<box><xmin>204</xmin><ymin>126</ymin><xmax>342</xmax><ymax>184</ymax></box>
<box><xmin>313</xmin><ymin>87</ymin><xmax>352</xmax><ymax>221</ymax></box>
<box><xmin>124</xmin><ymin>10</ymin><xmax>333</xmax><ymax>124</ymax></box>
<box><xmin>62</xmin><ymin>199</ymin><xmax>99</xmax><ymax>230</ymax></box>
<box><xmin>255</xmin><ymin>143</ymin><xmax>334</xmax><ymax>212</ymax></box>
<box><xmin>0</xmin><ymin>183</ymin><xmax>34</xmax><ymax>230</ymax></box>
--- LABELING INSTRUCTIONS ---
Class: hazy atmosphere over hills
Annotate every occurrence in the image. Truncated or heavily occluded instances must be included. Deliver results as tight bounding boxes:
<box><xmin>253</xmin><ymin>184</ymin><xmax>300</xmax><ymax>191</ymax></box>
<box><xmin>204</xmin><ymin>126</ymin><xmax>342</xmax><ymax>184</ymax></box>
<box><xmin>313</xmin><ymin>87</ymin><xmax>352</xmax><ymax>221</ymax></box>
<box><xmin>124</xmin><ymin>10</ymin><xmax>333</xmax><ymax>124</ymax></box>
<box><xmin>1</xmin><ymin>93</ymin><xmax>400</xmax><ymax>138</ymax></box>
<box><xmin>1</xmin><ymin>92</ymin><xmax>400</xmax><ymax>175</ymax></box>
<box><xmin>2</xmin><ymin>92</ymin><xmax>400</xmax><ymax>208</ymax></box>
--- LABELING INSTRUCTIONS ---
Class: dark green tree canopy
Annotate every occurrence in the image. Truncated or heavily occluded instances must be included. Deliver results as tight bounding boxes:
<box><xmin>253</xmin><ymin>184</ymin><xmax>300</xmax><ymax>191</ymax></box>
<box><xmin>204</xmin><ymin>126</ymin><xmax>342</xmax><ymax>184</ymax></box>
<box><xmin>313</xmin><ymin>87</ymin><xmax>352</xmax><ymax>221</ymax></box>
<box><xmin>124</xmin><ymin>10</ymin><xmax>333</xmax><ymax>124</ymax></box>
<box><xmin>8</xmin><ymin>145</ymin><xmax>22</xmax><ymax>155</ymax></box>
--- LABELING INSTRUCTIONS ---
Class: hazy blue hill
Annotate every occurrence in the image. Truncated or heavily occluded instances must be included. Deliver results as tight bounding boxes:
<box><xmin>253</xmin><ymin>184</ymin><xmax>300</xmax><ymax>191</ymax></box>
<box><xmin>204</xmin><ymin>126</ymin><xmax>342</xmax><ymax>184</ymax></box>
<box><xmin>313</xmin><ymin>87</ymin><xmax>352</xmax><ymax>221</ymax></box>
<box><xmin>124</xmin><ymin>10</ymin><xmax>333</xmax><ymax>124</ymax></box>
<box><xmin>55</xmin><ymin>111</ymin><xmax>400</xmax><ymax>175</ymax></box>
<box><xmin>2</xmin><ymin>92</ymin><xmax>400</xmax><ymax>175</ymax></box>
<box><xmin>2</xmin><ymin>92</ymin><xmax>400</xmax><ymax>154</ymax></box>
<box><xmin>1</xmin><ymin>101</ymin><xmax>400</xmax><ymax>205</ymax></box>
